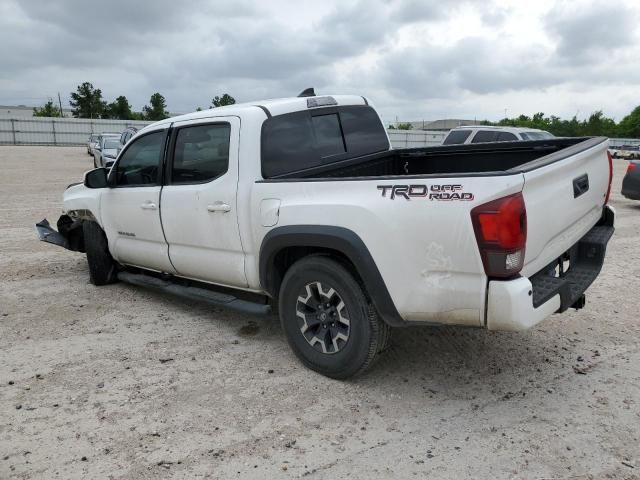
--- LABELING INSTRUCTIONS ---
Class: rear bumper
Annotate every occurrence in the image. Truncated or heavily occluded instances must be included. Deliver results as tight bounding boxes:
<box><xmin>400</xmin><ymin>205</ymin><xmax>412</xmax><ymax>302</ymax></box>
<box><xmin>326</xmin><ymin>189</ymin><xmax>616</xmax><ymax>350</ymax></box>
<box><xmin>486</xmin><ymin>205</ymin><xmax>614</xmax><ymax>331</ymax></box>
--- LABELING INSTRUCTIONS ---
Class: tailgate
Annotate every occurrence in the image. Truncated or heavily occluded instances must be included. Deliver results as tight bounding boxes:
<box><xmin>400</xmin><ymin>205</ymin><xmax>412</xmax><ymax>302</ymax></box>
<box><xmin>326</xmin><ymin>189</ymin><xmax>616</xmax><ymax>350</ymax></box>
<box><xmin>520</xmin><ymin>137</ymin><xmax>610</xmax><ymax>277</ymax></box>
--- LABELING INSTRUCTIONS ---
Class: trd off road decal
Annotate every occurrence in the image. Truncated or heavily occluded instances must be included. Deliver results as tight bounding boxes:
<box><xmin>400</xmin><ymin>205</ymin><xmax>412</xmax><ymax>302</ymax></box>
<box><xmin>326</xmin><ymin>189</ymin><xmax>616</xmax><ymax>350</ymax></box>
<box><xmin>377</xmin><ymin>184</ymin><xmax>474</xmax><ymax>201</ymax></box>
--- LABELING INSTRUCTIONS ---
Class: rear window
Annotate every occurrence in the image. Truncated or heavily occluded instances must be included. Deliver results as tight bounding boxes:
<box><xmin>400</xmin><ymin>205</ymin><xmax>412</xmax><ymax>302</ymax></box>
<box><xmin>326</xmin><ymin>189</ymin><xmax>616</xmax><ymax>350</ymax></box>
<box><xmin>104</xmin><ymin>139</ymin><xmax>120</xmax><ymax>149</ymax></box>
<box><xmin>443</xmin><ymin>129</ymin><xmax>472</xmax><ymax>145</ymax></box>
<box><xmin>311</xmin><ymin>114</ymin><xmax>345</xmax><ymax>157</ymax></box>
<box><xmin>261</xmin><ymin>105</ymin><xmax>389</xmax><ymax>178</ymax></box>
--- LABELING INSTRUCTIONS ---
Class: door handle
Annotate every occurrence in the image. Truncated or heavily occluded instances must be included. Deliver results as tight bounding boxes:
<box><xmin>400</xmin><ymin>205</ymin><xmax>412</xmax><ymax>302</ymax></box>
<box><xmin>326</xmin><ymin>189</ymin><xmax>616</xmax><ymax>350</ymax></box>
<box><xmin>140</xmin><ymin>201</ymin><xmax>158</xmax><ymax>210</ymax></box>
<box><xmin>207</xmin><ymin>203</ymin><xmax>231</xmax><ymax>213</ymax></box>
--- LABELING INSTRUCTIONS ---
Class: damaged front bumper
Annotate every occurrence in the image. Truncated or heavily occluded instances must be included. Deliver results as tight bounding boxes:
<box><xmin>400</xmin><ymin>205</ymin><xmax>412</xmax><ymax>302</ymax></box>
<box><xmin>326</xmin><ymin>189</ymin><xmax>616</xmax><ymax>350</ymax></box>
<box><xmin>35</xmin><ymin>216</ymin><xmax>85</xmax><ymax>252</ymax></box>
<box><xmin>36</xmin><ymin>218</ymin><xmax>69</xmax><ymax>248</ymax></box>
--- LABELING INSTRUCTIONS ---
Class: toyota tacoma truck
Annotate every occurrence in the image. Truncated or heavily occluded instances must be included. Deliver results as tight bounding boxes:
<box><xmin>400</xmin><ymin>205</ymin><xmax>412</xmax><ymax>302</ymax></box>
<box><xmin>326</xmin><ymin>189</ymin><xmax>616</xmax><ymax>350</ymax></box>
<box><xmin>37</xmin><ymin>91</ymin><xmax>615</xmax><ymax>379</ymax></box>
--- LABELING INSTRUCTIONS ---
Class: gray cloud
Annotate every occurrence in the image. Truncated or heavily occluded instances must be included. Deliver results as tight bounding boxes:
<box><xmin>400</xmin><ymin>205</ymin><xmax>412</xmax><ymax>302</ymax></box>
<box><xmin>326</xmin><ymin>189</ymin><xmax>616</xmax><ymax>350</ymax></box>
<box><xmin>0</xmin><ymin>0</ymin><xmax>638</xmax><ymax>120</ymax></box>
<box><xmin>544</xmin><ymin>1</ymin><xmax>638</xmax><ymax>64</ymax></box>
<box><xmin>378</xmin><ymin>37</ymin><xmax>561</xmax><ymax>99</ymax></box>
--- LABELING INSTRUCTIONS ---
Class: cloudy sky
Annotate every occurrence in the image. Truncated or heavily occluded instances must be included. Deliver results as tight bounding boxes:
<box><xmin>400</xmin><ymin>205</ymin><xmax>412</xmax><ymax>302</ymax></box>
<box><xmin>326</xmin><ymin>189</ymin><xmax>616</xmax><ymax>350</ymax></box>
<box><xmin>0</xmin><ymin>0</ymin><xmax>639</xmax><ymax>123</ymax></box>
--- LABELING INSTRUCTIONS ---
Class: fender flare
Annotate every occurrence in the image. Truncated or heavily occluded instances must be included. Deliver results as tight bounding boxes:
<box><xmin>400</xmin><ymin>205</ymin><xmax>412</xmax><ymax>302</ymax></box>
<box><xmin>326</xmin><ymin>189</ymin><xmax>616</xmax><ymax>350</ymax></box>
<box><xmin>259</xmin><ymin>225</ymin><xmax>405</xmax><ymax>327</ymax></box>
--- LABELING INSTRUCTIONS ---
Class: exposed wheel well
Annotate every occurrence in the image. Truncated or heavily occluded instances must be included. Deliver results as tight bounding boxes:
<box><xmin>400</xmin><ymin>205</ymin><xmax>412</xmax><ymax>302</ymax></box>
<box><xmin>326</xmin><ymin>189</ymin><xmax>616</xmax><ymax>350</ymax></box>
<box><xmin>269</xmin><ymin>246</ymin><xmax>364</xmax><ymax>299</ymax></box>
<box><xmin>259</xmin><ymin>226</ymin><xmax>406</xmax><ymax>327</ymax></box>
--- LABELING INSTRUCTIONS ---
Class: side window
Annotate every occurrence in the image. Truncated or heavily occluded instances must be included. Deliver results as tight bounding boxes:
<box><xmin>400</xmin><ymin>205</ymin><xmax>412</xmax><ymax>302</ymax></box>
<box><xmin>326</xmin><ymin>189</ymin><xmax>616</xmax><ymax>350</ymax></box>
<box><xmin>497</xmin><ymin>132</ymin><xmax>518</xmax><ymax>142</ymax></box>
<box><xmin>443</xmin><ymin>129</ymin><xmax>472</xmax><ymax>145</ymax></box>
<box><xmin>311</xmin><ymin>114</ymin><xmax>345</xmax><ymax>157</ymax></box>
<box><xmin>171</xmin><ymin>124</ymin><xmax>231</xmax><ymax>184</ymax></box>
<box><xmin>114</xmin><ymin>130</ymin><xmax>165</xmax><ymax>186</ymax></box>
<box><xmin>471</xmin><ymin>130</ymin><xmax>498</xmax><ymax>143</ymax></box>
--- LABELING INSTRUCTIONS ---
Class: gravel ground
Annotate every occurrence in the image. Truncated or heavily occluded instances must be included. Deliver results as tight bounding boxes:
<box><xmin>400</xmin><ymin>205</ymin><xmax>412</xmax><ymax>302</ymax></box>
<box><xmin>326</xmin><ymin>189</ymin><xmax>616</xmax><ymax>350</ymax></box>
<box><xmin>1</xmin><ymin>146</ymin><xmax>639</xmax><ymax>480</ymax></box>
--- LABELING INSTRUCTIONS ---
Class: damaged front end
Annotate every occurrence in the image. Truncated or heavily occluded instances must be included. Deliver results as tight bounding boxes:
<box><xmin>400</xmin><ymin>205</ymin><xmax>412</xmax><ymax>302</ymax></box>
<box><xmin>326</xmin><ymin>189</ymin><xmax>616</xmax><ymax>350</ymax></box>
<box><xmin>35</xmin><ymin>215</ymin><xmax>85</xmax><ymax>252</ymax></box>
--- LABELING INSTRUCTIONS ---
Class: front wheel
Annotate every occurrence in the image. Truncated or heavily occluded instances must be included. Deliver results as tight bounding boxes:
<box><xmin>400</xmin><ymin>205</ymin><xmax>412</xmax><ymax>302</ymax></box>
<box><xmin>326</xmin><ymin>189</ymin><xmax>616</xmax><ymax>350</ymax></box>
<box><xmin>278</xmin><ymin>256</ymin><xmax>390</xmax><ymax>379</ymax></box>
<box><xmin>83</xmin><ymin>221</ymin><xmax>118</xmax><ymax>286</ymax></box>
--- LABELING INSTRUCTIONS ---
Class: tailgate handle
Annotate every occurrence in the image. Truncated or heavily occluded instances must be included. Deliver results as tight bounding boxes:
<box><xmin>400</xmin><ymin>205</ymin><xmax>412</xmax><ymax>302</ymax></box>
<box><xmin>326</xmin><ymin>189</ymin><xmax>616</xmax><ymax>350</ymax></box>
<box><xmin>573</xmin><ymin>174</ymin><xmax>589</xmax><ymax>198</ymax></box>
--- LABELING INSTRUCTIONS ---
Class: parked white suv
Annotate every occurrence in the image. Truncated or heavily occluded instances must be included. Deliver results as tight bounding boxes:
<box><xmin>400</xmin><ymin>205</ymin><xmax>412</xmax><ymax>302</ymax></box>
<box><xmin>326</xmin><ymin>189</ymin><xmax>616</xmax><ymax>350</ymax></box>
<box><xmin>443</xmin><ymin>126</ymin><xmax>555</xmax><ymax>145</ymax></box>
<box><xmin>37</xmin><ymin>93</ymin><xmax>614</xmax><ymax>378</ymax></box>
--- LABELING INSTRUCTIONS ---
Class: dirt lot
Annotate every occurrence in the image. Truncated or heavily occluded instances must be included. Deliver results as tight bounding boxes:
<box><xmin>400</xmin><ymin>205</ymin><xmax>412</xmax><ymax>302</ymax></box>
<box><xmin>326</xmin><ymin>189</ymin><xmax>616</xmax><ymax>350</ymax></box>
<box><xmin>1</xmin><ymin>146</ymin><xmax>639</xmax><ymax>479</ymax></box>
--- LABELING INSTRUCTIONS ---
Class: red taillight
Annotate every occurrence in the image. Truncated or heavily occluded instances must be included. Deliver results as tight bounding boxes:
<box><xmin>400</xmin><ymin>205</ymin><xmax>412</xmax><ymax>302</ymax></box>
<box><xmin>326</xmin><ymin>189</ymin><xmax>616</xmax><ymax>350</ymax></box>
<box><xmin>471</xmin><ymin>192</ymin><xmax>527</xmax><ymax>278</ymax></box>
<box><xmin>627</xmin><ymin>162</ymin><xmax>637</xmax><ymax>174</ymax></box>
<box><xmin>605</xmin><ymin>151</ymin><xmax>613</xmax><ymax>204</ymax></box>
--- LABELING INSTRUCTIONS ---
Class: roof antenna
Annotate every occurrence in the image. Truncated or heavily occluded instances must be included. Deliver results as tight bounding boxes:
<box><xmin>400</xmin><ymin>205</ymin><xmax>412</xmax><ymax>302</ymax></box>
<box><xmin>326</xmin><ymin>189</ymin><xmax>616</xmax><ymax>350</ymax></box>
<box><xmin>298</xmin><ymin>88</ymin><xmax>315</xmax><ymax>97</ymax></box>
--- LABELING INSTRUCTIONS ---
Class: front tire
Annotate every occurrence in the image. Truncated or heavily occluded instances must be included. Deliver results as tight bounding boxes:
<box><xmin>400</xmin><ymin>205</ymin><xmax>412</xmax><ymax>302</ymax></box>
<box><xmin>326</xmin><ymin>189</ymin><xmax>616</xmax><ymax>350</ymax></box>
<box><xmin>83</xmin><ymin>221</ymin><xmax>118</xmax><ymax>286</ymax></box>
<box><xmin>278</xmin><ymin>256</ymin><xmax>390</xmax><ymax>379</ymax></box>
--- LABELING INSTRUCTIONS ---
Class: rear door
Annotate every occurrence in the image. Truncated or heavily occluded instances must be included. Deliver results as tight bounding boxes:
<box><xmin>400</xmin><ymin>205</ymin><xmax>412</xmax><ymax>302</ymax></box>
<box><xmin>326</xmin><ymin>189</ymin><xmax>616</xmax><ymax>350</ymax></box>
<box><xmin>520</xmin><ymin>139</ymin><xmax>610</xmax><ymax>276</ymax></box>
<box><xmin>160</xmin><ymin>116</ymin><xmax>247</xmax><ymax>287</ymax></box>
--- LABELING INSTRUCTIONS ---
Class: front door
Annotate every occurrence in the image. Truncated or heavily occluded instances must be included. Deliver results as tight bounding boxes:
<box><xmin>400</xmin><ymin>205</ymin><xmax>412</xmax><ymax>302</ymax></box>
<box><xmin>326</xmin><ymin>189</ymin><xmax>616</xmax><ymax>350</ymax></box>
<box><xmin>160</xmin><ymin>116</ymin><xmax>246</xmax><ymax>287</ymax></box>
<box><xmin>101</xmin><ymin>128</ymin><xmax>175</xmax><ymax>273</ymax></box>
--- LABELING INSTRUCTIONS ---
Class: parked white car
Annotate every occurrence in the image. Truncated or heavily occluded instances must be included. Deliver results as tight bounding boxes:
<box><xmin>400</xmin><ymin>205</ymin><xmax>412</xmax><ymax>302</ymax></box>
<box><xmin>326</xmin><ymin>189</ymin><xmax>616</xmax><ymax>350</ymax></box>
<box><xmin>87</xmin><ymin>134</ymin><xmax>100</xmax><ymax>155</ymax></box>
<box><xmin>443</xmin><ymin>126</ymin><xmax>555</xmax><ymax>145</ymax></box>
<box><xmin>93</xmin><ymin>134</ymin><xmax>121</xmax><ymax>168</ymax></box>
<box><xmin>37</xmin><ymin>93</ymin><xmax>614</xmax><ymax>378</ymax></box>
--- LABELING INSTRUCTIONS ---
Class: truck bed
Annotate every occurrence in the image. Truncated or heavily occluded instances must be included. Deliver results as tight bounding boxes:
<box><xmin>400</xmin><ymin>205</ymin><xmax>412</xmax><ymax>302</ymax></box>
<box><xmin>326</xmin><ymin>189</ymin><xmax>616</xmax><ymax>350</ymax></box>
<box><xmin>274</xmin><ymin>137</ymin><xmax>600</xmax><ymax>180</ymax></box>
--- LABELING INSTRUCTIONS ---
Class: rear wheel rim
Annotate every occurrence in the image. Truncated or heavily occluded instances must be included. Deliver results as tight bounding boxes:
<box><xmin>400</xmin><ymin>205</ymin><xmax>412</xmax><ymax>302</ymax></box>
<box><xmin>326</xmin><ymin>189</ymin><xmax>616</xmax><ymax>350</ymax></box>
<box><xmin>295</xmin><ymin>281</ymin><xmax>350</xmax><ymax>354</ymax></box>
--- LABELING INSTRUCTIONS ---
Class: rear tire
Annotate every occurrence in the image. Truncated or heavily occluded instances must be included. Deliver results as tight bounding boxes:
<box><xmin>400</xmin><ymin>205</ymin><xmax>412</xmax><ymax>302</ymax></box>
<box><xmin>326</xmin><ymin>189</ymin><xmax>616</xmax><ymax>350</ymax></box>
<box><xmin>278</xmin><ymin>256</ymin><xmax>390</xmax><ymax>379</ymax></box>
<box><xmin>83</xmin><ymin>221</ymin><xmax>118</xmax><ymax>286</ymax></box>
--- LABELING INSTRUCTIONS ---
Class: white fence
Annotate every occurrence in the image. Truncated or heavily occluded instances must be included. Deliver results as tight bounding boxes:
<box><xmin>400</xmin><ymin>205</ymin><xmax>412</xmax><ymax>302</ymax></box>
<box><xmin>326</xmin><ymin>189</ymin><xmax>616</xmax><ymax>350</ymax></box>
<box><xmin>0</xmin><ymin>117</ymin><xmax>152</xmax><ymax>146</ymax></box>
<box><xmin>1</xmin><ymin>116</ymin><xmax>638</xmax><ymax>149</ymax></box>
<box><xmin>388</xmin><ymin>129</ymin><xmax>446</xmax><ymax>148</ymax></box>
<box><xmin>609</xmin><ymin>138</ymin><xmax>640</xmax><ymax>148</ymax></box>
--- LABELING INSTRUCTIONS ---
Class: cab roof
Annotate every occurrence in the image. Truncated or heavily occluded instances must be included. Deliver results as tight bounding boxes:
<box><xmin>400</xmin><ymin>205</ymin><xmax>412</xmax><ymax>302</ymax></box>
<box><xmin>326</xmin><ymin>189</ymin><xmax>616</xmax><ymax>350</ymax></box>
<box><xmin>141</xmin><ymin>94</ymin><xmax>369</xmax><ymax>133</ymax></box>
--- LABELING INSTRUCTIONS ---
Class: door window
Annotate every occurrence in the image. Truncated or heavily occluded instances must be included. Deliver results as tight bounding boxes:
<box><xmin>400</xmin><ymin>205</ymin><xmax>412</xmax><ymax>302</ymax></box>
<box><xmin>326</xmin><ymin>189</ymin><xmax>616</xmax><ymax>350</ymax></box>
<box><xmin>171</xmin><ymin>124</ymin><xmax>231</xmax><ymax>184</ymax></box>
<box><xmin>113</xmin><ymin>130</ymin><xmax>165</xmax><ymax>186</ymax></box>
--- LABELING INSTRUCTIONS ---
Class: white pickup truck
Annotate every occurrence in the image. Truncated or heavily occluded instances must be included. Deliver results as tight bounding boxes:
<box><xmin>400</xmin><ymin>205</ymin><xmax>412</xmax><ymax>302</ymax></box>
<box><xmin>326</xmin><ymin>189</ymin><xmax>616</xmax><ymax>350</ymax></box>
<box><xmin>37</xmin><ymin>92</ymin><xmax>615</xmax><ymax>378</ymax></box>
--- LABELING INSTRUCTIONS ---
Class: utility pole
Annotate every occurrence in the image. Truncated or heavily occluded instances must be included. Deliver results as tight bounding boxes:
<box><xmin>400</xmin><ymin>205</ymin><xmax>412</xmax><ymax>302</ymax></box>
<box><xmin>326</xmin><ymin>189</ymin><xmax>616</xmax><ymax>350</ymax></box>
<box><xmin>57</xmin><ymin>92</ymin><xmax>64</xmax><ymax>118</ymax></box>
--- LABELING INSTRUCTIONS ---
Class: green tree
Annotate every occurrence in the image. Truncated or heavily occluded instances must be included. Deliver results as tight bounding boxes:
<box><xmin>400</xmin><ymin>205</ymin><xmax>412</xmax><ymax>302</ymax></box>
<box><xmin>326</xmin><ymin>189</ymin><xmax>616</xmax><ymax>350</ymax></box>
<box><xmin>618</xmin><ymin>106</ymin><xmax>640</xmax><ymax>138</ymax></box>
<box><xmin>32</xmin><ymin>99</ymin><xmax>61</xmax><ymax>117</ymax></box>
<box><xmin>105</xmin><ymin>95</ymin><xmax>133</xmax><ymax>120</ymax></box>
<box><xmin>143</xmin><ymin>93</ymin><xmax>169</xmax><ymax>121</ymax></box>
<box><xmin>583</xmin><ymin>111</ymin><xmax>618</xmax><ymax>137</ymax></box>
<box><xmin>69</xmin><ymin>82</ymin><xmax>105</xmax><ymax>118</ymax></box>
<box><xmin>396</xmin><ymin>122</ymin><xmax>413</xmax><ymax>130</ymax></box>
<box><xmin>211</xmin><ymin>93</ymin><xmax>236</xmax><ymax>108</ymax></box>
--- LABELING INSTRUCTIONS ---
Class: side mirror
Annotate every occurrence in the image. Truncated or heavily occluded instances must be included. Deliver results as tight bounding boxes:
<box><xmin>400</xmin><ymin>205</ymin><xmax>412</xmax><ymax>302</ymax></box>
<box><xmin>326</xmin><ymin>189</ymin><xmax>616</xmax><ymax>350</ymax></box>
<box><xmin>84</xmin><ymin>168</ymin><xmax>109</xmax><ymax>189</ymax></box>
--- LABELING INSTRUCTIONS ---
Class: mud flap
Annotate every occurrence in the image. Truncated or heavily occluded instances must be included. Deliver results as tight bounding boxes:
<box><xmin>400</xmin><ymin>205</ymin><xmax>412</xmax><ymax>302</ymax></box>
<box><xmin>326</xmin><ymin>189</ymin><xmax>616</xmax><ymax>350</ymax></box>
<box><xmin>35</xmin><ymin>218</ymin><xmax>70</xmax><ymax>249</ymax></box>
